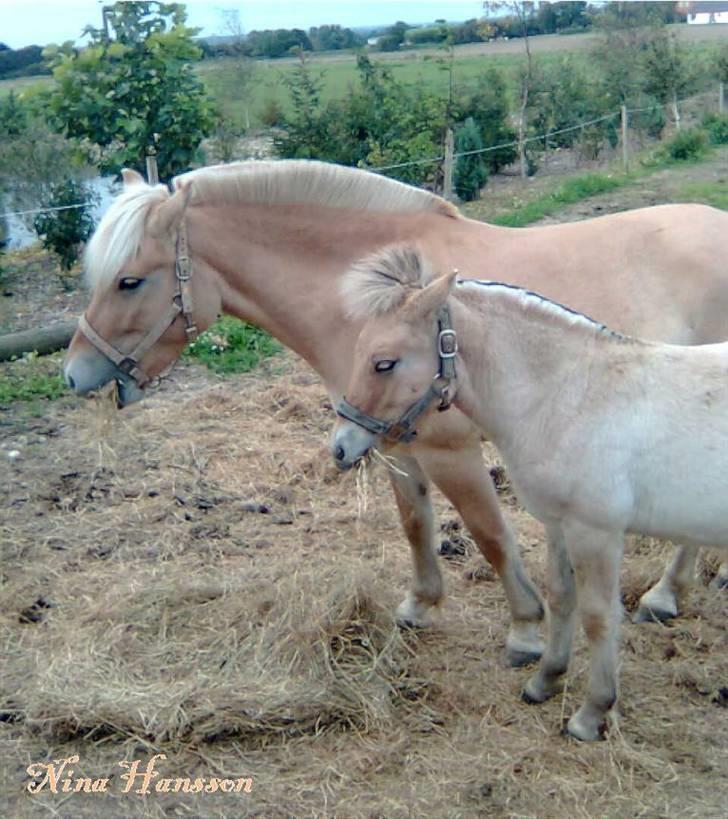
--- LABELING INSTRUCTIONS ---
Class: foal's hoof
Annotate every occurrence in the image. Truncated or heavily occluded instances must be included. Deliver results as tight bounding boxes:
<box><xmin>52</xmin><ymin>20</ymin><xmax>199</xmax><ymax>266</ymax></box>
<box><xmin>634</xmin><ymin>587</ymin><xmax>678</xmax><ymax>624</ymax></box>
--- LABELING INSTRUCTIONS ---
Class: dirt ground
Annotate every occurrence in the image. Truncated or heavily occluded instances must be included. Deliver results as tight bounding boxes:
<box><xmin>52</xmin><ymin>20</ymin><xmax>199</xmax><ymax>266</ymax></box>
<box><xmin>1</xmin><ymin>169</ymin><xmax>727</xmax><ymax>818</ymax></box>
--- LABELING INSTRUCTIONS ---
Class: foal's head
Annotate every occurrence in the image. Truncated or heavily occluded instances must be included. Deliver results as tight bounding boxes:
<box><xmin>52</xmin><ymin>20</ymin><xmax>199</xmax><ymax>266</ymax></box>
<box><xmin>64</xmin><ymin>170</ymin><xmax>221</xmax><ymax>406</ymax></box>
<box><xmin>332</xmin><ymin>246</ymin><xmax>457</xmax><ymax>468</ymax></box>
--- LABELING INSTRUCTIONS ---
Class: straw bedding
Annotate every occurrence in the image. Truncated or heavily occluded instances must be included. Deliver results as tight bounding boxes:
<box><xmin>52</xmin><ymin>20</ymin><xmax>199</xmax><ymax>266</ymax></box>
<box><xmin>1</xmin><ymin>352</ymin><xmax>726</xmax><ymax>818</ymax></box>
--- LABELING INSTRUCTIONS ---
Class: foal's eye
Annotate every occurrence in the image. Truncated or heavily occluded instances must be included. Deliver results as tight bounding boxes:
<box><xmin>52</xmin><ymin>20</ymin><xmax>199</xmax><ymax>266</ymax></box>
<box><xmin>374</xmin><ymin>359</ymin><xmax>397</xmax><ymax>373</ymax></box>
<box><xmin>118</xmin><ymin>277</ymin><xmax>143</xmax><ymax>291</ymax></box>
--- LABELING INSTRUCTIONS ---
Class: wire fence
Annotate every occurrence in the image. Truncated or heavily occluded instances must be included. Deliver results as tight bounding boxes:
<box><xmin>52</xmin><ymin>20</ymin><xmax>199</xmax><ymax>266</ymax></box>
<box><xmin>1</xmin><ymin>84</ymin><xmax>724</xmax><ymax>223</ymax></box>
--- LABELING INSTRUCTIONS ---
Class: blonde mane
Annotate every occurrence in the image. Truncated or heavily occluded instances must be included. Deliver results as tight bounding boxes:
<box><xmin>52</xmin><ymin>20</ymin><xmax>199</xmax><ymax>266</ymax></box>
<box><xmin>84</xmin><ymin>182</ymin><xmax>170</xmax><ymax>289</ymax></box>
<box><xmin>84</xmin><ymin>160</ymin><xmax>459</xmax><ymax>290</ymax></box>
<box><xmin>175</xmin><ymin>159</ymin><xmax>460</xmax><ymax>218</ymax></box>
<box><xmin>342</xmin><ymin>245</ymin><xmax>434</xmax><ymax>319</ymax></box>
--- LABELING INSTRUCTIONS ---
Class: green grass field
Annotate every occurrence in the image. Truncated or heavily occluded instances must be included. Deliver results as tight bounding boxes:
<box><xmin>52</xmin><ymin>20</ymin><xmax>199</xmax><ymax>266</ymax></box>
<box><xmin>4</xmin><ymin>23</ymin><xmax>725</xmax><ymax>126</ymax></box>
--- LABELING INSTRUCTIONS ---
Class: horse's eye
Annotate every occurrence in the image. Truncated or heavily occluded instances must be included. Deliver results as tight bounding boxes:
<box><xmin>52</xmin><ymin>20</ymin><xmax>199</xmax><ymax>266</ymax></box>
<box><xmin>119</xmin><ymin>277</ymin><xmax>142</xmax><ymax>291</ymax></box>
<box><xmin>374</xmin><ymin>359</ymin><xmax>397</xmax><ymax>373</ymax></box>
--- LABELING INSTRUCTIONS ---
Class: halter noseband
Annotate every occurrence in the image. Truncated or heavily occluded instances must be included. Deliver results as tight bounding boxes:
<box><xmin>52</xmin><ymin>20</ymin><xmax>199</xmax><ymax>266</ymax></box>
<box><xmin>77</xmin><ymin>222</ymin><xmax>198</xmax><ymax>388</ymax></box>
<box><xmin>336</xmin><ymin>305</ymin><xmax>458</xmax><ymax>444</ymax></box>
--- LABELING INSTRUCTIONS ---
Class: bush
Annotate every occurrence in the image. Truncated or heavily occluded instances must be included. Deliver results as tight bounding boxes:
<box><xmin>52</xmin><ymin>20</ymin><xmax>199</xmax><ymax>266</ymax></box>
<box><xmin>662</xmin><ymin>127</ymin><xmax>709</xmax><ymax>161</ymax></box>
<box><xmin>454</xmin><ymin>118</ymin><xmax>488</xmax><ymax>201</ymax></box>
<box><xmin>702</xmin><ymin>113</ymin><xmax>728</xmax><ymax>145</ymax></box>
<box><xmin>259</xmin><ymin>99</ymin><xmax>285</xmax><ymax>127</ymax></box>
<box><xmin>33</xmin><ymin>180</ymin><xmax>98</xmax><ymax>274</ymax></box>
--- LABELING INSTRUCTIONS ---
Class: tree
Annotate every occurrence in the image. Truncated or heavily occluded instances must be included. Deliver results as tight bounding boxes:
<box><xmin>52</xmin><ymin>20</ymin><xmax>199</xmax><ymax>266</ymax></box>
<box><xmin>274</xmin><ymin>52</ymin><xmax>334</xmax><ymax>160</ymax></box>
<box><xmin>377</xmin><ymin>21</ymin><xmax>408</xmax><ymax>52</ymax></box>
<box><xmin>456</xmin><ymin>68</ymin><xmax>516</xmax><ymax>173</ymax></box>
<box><xmin>44</xmin><ymin>1</ymin><xmax>215</xmax><ymax>179</ymax></box>
<box><xmin>454</xmin><ymin>118</ymin><xmax>488</xmax><ymax>201</ymax></box>
<box><xmin>218</xmin><ymin>8</ymin><xmax>257</xmax><ymax>130</ymax></box>
<box><xmin>484</xmin><ymin>2</ymin><xmax>536</xmax><ymax>178</ymax></box>
<box><xmin>642</xmin><ymin>29</ymin><xmax>692</xmax><ymax>129</ymax></box>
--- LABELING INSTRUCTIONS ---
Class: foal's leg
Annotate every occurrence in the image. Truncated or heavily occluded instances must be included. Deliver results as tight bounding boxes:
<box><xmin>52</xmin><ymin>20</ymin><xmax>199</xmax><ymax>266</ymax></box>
<box><xmin>386</xmin><ymin>453</ymin><xmax>444</xmax><ymax>628</ymax></box>
<box><xmin>416</xmin><ymin>444</ymin><xmax>545</xmax><ymax>666</ymax></box>
<box><xmin>562</xmin><ymin>521</ymin><xmax>624</xmax><ymax>742</ymax></box>
<box><xmin>523</xmin><ymin>524</ymin><xmax>576</xmax><ymax>703</ymax></box>
<box><xmin>635</xmin><ymin>544</ymin><xmax>698</xmax><ymax>623</ymax></box>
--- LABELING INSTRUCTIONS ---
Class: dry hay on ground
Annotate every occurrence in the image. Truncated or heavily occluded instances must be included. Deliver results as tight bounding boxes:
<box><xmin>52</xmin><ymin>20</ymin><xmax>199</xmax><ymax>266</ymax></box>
<box><xmin>1</xmin><ymin>352</ymin><xmax>726</xmax><ymax>818</ymax></box>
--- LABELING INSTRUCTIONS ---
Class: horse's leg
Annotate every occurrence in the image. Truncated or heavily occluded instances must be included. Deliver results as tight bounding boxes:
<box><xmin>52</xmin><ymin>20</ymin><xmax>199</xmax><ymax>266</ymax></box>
<box><xmin>562</xmin><ymin>521</ymin><xmax>624</xmax><ymax>742</ymax></box>
<box><xmin>386</xmin><ymin>453</ymin><xmax>444</xmax><ymax>628</ymax></box>
<box><xmin>635</xmin><ymin>544</ymin><xmax>698</xmax><ymax>623</ymax></box>
<box><xmin>523</xmin><ymin>524</ymin><xmax>576</xmax><ymax>702</ymax></box>
<box><xmin>416</xmin><ymin>444</ymin><xmax>545</xmax><ymax>666</ymax></box>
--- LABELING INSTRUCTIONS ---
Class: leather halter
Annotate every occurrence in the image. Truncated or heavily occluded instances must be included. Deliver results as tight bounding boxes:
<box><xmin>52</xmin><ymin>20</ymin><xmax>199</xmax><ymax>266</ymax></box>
<box><xmin>336</xmin><ymin>305</ymin><xmax>458</xmax><ymax>444</ymax></box>
<box><xmin>77</xmin><ymin>222</ymin><xmax>198</xmax><ymax>388</ymax></box>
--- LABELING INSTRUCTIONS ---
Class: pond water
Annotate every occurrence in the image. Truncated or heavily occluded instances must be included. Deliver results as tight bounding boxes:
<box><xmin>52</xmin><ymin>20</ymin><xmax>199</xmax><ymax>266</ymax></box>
<box><xmin>2</xmin><ymin>176</ymin><xmax>118</xmax><ymax>250</ymax></box>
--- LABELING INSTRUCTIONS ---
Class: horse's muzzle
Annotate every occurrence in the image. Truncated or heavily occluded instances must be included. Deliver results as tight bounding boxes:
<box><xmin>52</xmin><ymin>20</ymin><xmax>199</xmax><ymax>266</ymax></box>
<box><xmin>64</xmin><ymin>349</ymin><xmax>145</xmax><ymax>407</ymax></box>
<box><xmin>331</xmin><ymin>422</ymin><xmax>376</xmax><ymax>470</ymax></box>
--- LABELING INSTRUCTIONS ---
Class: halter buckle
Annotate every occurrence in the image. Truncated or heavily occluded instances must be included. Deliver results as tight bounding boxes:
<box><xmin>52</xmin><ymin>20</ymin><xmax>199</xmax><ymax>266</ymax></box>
<box><xmin>438</xmin><ymin>328</ymin><xmax>458</xmax><ymax>358</ymax></box>
<box><xmin>117</xmin><ymin>356</ymin><xmax>138</xmax><ymax>375</ymax></box>
<box><xmin>437</xmin><ymin>330</ymin><xmax>458</xmax><ymax>358</ymax></box>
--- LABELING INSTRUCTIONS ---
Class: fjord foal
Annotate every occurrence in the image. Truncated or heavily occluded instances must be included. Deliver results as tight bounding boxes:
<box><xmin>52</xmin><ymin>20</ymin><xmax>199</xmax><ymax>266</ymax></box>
<box><xmin>64</xmin><ymin>161</ymin><xmax>728</xmax><ymax>665</ymax></box>
<box><xmin>332</xmin><ymin>247</ymin><xmax>728</xmax><ymax>740</ymax></box>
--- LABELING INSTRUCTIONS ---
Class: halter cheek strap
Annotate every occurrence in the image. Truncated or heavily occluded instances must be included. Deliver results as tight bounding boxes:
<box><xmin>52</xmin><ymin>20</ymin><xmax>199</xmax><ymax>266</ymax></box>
<box><xmin>336</xmin><ymin>304</ymin><xmax>458</xmax><ymax>444</ymax></box>
<box><xmin>77</xmin><ymin>222</ymin><xmax>199</xmax><ymax>389</ymax></box>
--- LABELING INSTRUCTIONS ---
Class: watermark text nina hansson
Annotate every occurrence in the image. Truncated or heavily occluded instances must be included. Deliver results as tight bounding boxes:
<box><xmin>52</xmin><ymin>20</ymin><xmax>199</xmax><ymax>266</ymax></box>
<box><xmin>26</xmin><ymin>754</ymin><xmax>253</xmax><ymax>795</ymax></box>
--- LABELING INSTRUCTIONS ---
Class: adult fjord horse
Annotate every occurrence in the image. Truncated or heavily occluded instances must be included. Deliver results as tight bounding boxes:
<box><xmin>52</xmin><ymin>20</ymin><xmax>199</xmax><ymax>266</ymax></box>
<box><xmin>64</xmin><ymin>160</ymin><xmax>728</xmax><ymax>664</ymax></box>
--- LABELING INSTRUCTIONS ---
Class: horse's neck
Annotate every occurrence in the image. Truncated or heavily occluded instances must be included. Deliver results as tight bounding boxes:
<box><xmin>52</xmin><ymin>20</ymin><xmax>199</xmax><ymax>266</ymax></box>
<box><xmin>190</xmin><ymin>202</ymin><xmax>438</xmax><ymax>390</ymax></box>
<box><xmin>452</xmin><ymin>285</ymin><xmax>616</xmax><ymax>449</ymax></box>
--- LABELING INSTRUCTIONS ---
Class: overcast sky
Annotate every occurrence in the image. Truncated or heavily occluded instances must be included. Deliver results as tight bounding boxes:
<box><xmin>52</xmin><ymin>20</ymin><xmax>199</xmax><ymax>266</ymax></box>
<box><xmin>0</xmin><ymin>1</ymin><xmax>485</xmax><ymax>49</ymax></box>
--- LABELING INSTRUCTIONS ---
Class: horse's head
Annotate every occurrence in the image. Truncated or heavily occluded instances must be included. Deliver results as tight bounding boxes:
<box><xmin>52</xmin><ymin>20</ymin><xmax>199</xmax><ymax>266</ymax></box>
<box><xmin>64</xmin><ymin>169</ymin><xmax>221</xmax><ymax>407</ymax></box>
<box><xmin>332</xmin><ymin>247</ymin><xmax>458</xmax><ymax>469</ymax></box>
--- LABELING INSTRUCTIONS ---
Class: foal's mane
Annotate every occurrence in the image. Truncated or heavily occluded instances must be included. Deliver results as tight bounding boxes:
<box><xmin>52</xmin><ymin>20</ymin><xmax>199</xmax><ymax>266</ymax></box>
<box><xmin>344</xmin><ymin>245</ymin><xmax>628</xmax><ymax>342</ymax></box>
<box><xmin>85</xmin><ymin>161</ymin><xmax>459</xmax><ymax>290</ymax></box>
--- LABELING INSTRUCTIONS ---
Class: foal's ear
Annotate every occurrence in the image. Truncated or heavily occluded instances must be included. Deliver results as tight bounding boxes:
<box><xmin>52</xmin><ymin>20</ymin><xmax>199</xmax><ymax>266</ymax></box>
<box><xmin>147</xmin><ymin>182</ymin><xmax>193</xmax><ymax>239</ymax></box>
<box><xmin>404</xmin><ymin>269</ymin><xmax>458</xmax><ymax>321</ymax></box>
<box><xmin>121</xmin><ymin>168</ymin><xmax>145</xmax><ymax>188</ymax></box>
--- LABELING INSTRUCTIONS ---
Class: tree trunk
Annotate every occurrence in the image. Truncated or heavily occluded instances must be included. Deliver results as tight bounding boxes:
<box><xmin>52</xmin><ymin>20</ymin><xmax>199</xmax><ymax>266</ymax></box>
<box><xmin>0</xmin><ymin>319</ymin><xmax>78</xmax><ymax>361</ymax></box>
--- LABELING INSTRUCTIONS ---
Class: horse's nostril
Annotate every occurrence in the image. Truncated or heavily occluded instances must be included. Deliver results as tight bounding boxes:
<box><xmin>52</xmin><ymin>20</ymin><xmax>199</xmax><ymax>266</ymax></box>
<box><xmin>335</xmin><ymin>445</ymin><xmax>346</xmax><ymax>462</ymax></box>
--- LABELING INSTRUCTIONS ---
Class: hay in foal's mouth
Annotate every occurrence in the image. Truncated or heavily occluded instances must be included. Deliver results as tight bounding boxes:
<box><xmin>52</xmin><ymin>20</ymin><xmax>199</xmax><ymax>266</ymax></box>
<box><xmin>6</xmin><ymin>560</ymin><xmax>426</xmax><ymax>747</ymax></box>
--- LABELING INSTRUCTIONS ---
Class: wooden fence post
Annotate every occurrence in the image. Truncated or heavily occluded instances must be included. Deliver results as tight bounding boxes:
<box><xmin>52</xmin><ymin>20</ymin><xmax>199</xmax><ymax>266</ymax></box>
<box><xmin>443</xmin><ymin>128</ymin><xmax>455</xmax><ymax>201</ymax></box>
<box><xmin>145</xmin><ymin>152</ymin><xmax>159</xmax><ymax>185</ymax></box>
<box><xmin>621</xmin><ymin>105</ymin><xmax>629</xmax><ymax>172</ymax></box>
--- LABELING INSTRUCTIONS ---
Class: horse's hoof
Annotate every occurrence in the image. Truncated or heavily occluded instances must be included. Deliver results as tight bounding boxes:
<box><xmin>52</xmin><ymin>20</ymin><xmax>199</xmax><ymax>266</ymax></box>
<box><xmin>395</xmin><ymin>596</ymin><xmax>434</xmax><ymax>630</ymax></box>
<box><xmin>710</xmin><ymin>569</ymin><xmax>728</xmax><ymax>591</ymax></box>
<box><xmin>521</xmin><ymin>687</ymin><xmax>544</xmax><ymax>705</ymax></box>
<box><xmin>633</xmin><ymin>604</ymin><xmax>677</xmax><ymax>624</ymax></box>
<box><xmin>563</xmin><ymin>714</ymin><xmax>606</xmax><ymax>742</ymax></box>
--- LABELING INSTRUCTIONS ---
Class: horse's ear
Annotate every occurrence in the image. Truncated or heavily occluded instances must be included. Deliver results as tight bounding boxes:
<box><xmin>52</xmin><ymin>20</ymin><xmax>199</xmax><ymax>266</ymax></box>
<box><xmin>404</xmin><ymin>269</ymin><xmax>458</xmax><ymax>321</ymax></box>
<box><xmin>121</xmin><ymin>168</ymin><xmax>145</xmax><ymax>188</ymax></box>
<box><xmin>146</xmin><ymin>181</ymin><xmax>193</xmax><ymax>239</ymax></box>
